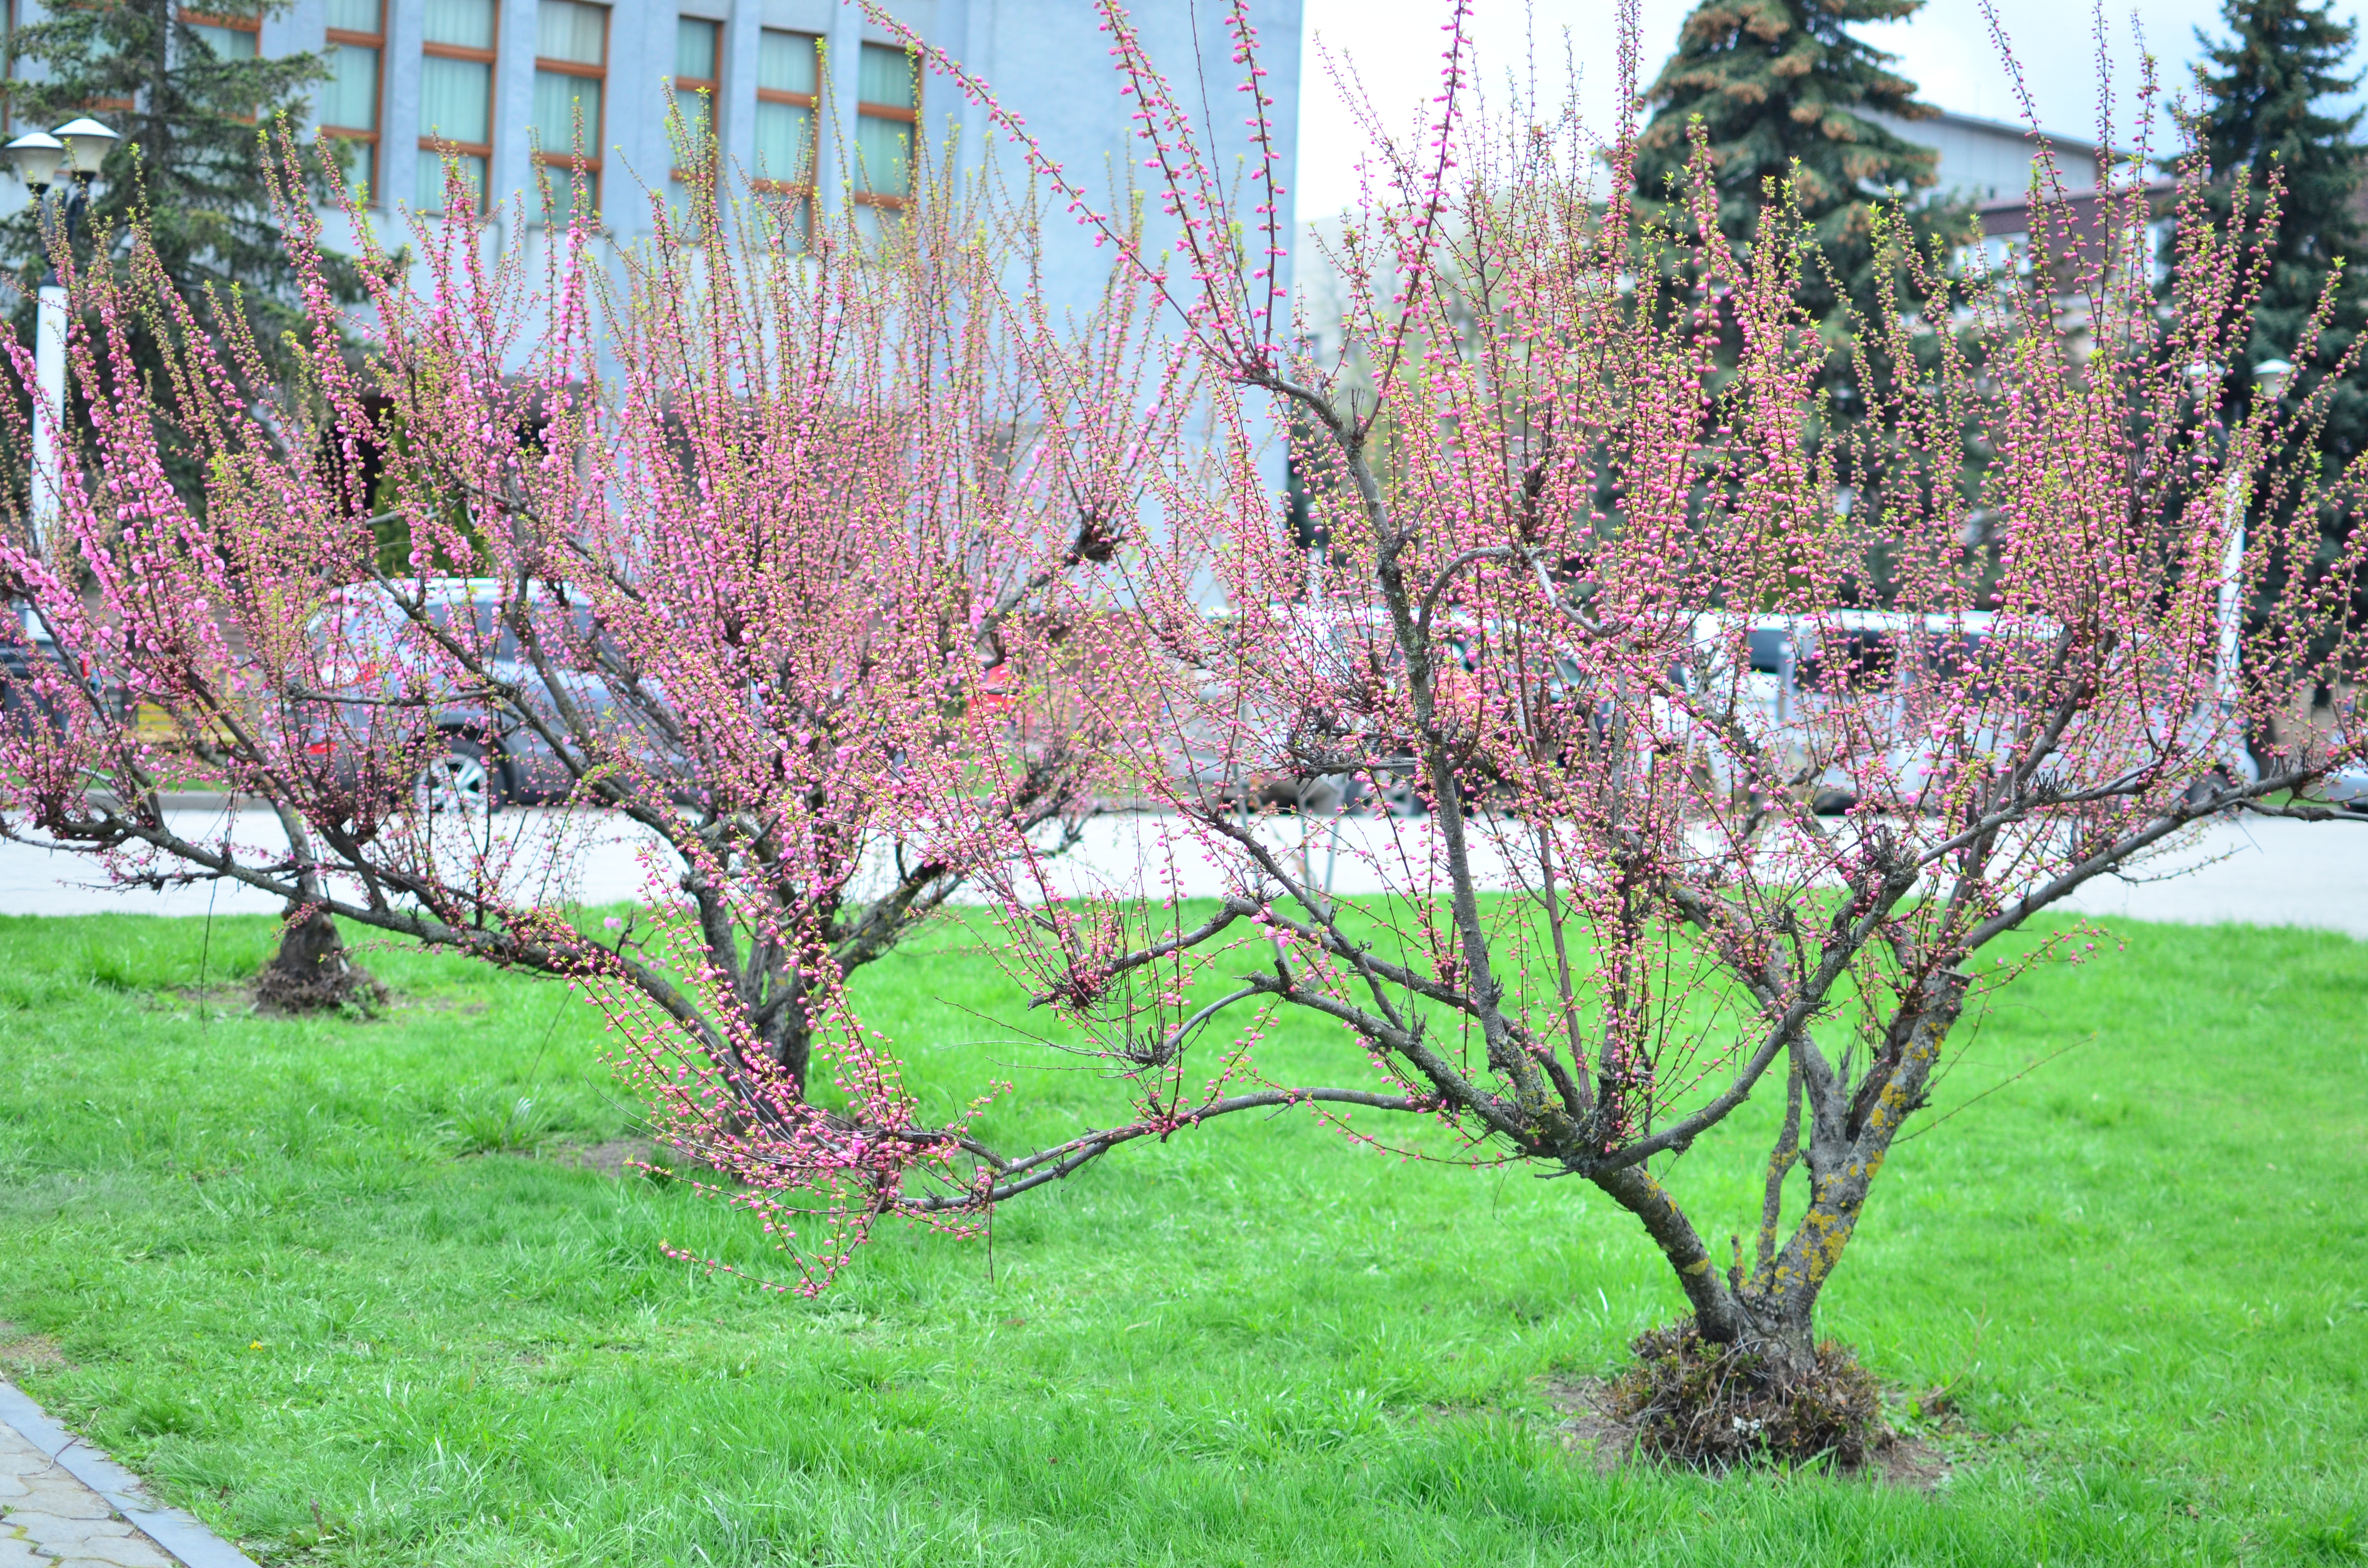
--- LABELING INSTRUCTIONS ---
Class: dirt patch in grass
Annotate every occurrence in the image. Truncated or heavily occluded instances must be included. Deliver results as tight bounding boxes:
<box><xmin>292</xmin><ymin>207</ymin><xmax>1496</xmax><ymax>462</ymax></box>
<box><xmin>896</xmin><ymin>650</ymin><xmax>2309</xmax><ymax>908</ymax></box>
<box><xmin>555</xmin><ymin>1137</ymin><xmax>655</xmax><ymax>1178</ymax></box>
<box><xmin>1545</xmin><ymin>1374</ymin><xmax>1954</xmax><ymax>1488</ymax></box>
<box><xmin>1548</xmin><ymin>1377</ymin><xmax>1637</xmax><ymax>1474</ymax></box>
<box><xmin>0</xmin><ymin>1322</ymin><xmax>69</xmax><ymax>1373</ymax></box>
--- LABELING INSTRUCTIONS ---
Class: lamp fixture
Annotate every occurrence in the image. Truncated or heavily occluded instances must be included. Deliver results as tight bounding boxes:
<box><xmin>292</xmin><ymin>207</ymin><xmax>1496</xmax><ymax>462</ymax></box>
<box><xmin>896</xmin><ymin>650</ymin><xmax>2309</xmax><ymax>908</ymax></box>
<box><xmin>2</xmin><ymin>133</ymin><xmax>66</xmax><ymax>192</ymax></box>
<box><xmin>51</xmin><ymin>118</ymin><xmax>119</xmax><ymax>178</ymax></box>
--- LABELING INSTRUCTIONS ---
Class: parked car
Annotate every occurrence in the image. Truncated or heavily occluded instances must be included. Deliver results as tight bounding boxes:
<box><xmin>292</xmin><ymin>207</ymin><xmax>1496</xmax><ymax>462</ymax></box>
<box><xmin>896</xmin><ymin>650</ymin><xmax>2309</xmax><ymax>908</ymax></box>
<box><xmin>1679</xmin><ymin>610</ymin><xmax>2260</xmax><ymax>815</ymax></box>
<box><xmin>299</xmin><ymin>579</ymin><xmax>627</xmax><ymax>814</ymax></box>
<box><xmin>2323</xmin><ymin>763</ymin><xmax>2368</xmax><ymax>811</ymax></box>
<box><xmin>1792</xmin><ymin>611</ymin><xmax>2001</xmax><ymax>814</ymax></box>
<box><xmin>1</xmin><ymin>615</ymin><xmax>125</xmax><ymax>745</ymax></box>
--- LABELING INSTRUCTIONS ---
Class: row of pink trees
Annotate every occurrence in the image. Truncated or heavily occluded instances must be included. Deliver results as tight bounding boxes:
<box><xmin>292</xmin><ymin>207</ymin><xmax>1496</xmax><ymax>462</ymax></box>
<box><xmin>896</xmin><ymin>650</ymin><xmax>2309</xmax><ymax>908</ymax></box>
<box><xmin>2</xmin><ymin>0</ymin><xmax>2364</xmax><ymax>1451</ymax></box>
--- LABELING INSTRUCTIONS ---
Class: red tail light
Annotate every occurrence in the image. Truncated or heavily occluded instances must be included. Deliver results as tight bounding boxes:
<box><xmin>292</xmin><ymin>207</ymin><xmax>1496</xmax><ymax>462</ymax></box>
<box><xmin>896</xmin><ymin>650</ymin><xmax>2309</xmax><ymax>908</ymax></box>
<box><xmin>973</xmin><ymin>663</ymin><xmax>1020</xmax><ymax>713</ymax></box>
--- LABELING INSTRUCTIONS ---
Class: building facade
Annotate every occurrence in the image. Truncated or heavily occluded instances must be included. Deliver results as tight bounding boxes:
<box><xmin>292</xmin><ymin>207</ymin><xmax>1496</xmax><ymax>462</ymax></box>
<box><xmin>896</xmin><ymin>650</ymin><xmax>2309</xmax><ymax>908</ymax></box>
<box><xmin>0</xmin><ymin>0</ymin><xmax>1303</xmax><ymax>329</ymax></box>
<box><xmin>1869</xmin><ymin>108</ymin><xmax>2103</xmax><ymax>206</ymax></box>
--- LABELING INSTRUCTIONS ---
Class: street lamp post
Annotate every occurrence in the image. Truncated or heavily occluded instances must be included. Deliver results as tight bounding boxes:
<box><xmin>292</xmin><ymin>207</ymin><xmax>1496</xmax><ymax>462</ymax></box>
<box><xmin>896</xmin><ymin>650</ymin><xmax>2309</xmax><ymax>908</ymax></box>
<box><xmin>4</xmin><ymin>117</ymin><xmax>116</xmax><ymax>631</ymax></box>
<box><xmin>2218</xmin><ymin>359</ymin><xmax>2291</xmax><ymax>701</ymax></box>
<box><xmin>2189</xmin><ymin>356</ymin><xmax>2293</xmax><ymax>790</ymax></box>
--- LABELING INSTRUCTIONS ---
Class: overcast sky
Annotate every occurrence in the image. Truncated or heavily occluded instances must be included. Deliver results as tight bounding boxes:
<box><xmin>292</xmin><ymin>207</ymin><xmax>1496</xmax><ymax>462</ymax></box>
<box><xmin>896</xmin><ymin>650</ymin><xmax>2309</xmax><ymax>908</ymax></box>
<box><xmin>1293</xmin><ymin>0</ymin><xmax>2368</xmax><ymax>218</ymax></box>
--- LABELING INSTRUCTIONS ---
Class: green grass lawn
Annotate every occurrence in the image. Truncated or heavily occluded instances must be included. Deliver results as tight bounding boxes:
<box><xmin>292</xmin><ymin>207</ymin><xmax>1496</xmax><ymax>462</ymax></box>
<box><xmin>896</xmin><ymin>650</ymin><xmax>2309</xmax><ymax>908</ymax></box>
<box><xmin>0</xmin><ymin>909</ymin><xmax>2362</xmax><ymax>1566</ymax></box>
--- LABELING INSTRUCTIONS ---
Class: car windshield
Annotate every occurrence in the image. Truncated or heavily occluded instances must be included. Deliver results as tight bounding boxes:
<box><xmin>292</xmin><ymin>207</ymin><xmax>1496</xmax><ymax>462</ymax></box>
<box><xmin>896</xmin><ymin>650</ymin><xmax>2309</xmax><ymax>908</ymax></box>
<box><xmin>1800</xmin><ymin>631</ymin><xmax>1897</xmax><ymax>692</ymax></box>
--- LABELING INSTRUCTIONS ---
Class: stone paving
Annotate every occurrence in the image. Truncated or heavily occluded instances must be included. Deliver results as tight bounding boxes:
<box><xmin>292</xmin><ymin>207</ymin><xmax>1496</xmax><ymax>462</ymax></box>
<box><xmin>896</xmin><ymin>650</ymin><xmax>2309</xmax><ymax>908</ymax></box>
<box><xmin>0</xmin><ymin>1424</ymin><xmax>174</xmax><ymax>1568</ymax></box>
<box><xmin>0</xmin><ymin>1381</ymin><xmax>254</xmax><ymax>1568</ymax></box>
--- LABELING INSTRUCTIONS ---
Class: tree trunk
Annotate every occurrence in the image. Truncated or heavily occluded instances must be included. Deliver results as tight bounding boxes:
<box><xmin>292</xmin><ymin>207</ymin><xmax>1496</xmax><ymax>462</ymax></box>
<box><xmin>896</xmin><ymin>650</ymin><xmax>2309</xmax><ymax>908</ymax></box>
<box><xmin>253</xmin><ymin>902</ymin><xmax>385</xmax><ymax>1012</ymax></box>
<box><xmin>766</xmin><ymin>1001</ymin><xmax>813</xmax><ymax>1090</ymax></box>
<box><xmin>1596</xmin><ymin>976</ymin><xmax>1972</xmax><ymax>1467</ymax></box>
<box><xmin>1720</xmin><ymin>1288</ymin><xmax>1822</xmax><ymax>1381</ymax></box>
<box><xmin>251</xmin><ymin>803</ymin><xmax>382</xmax><ymax>1012</ymax></box>
<box><xmin>1598</xmin><ymin>1160</ymin><xmax>1884</xmax><ymax>1470</ymax></box>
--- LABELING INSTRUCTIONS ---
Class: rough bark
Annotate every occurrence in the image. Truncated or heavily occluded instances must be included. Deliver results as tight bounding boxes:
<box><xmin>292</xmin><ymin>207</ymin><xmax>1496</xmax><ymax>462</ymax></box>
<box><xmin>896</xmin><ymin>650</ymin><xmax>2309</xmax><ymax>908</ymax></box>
<box><xmin>1752</xmin><ymin>972</ymin><xmax>1969</xmax><ymax>1338</ymax></box>
<box><xmin>1591</xmin><ymin>1162</ymin><xmax>1750</xmax><ymax>1342</ymax></box>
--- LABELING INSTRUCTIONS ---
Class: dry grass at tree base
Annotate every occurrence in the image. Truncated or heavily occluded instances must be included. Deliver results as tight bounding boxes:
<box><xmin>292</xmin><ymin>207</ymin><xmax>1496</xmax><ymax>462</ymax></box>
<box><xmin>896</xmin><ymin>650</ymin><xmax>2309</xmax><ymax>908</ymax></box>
<box><xmin>0</xmin><ymin>910</ymin><xmax>2361</xmax><ymax>1566</ymax></box>
<box><xmin>1603</xmin><ymin>1322</ymin><xmax>1887</xmax><ymax>1471</ymax></box>
<box><xmin>1548</xmin><ymin>1370</ymin><xmax>1956</xmax><ymax>1489</ymax></box>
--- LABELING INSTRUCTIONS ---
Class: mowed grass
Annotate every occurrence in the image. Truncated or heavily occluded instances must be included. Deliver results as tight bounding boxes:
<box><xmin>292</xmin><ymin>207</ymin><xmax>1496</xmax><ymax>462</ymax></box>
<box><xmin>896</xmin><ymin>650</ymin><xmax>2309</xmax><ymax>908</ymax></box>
<box><xmin>0</xmin><ymin>908</ymin><xmax>2361</xmax><ymax>1566</ymax></box>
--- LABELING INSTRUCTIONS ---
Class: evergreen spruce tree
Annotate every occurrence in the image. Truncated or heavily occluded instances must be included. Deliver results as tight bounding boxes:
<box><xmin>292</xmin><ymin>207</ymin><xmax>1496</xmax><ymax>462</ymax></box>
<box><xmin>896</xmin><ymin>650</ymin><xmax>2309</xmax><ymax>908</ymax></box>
<box><xmin>6</xmin><ymin>0</ymin><xmax>375</xmax><ymax>1007</ymax></box>
<box><xmin>2183</xmin><ymin>0</ymin><xmax>2368</xmax><ymax>670</ymax></box>
<box><xmin>1633</xmin><ymin>0</ymin><xmax>1979</xmax><ymax>593</ymax></box>
<box><xmin>3</xmin><ymin>0</ymin><xmax>361</xmax><ymax>483</ymax></box>
<box><xmin>1636</xmin><ymin>0</ymin><xmax>1940</xmax><ymax>247</ymax></box>
<box><xmin>1635</xmin><ymin>0</ymin><xmax>1963</xmax><ymax>360</ymax></box>
<box><xmin>2185</xmin><ymin>0</ymin><xmax>2367</xmax><ymax>443</ymax></box>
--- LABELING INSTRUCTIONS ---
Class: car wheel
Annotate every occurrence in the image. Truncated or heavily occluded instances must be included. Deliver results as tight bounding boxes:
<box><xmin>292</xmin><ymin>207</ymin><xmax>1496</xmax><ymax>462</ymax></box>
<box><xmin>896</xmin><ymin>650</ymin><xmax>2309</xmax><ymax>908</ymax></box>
<box><xmin>414</xmin><ymin>734</ymin><xmax>501</xmax><ymax>816</ymax></box>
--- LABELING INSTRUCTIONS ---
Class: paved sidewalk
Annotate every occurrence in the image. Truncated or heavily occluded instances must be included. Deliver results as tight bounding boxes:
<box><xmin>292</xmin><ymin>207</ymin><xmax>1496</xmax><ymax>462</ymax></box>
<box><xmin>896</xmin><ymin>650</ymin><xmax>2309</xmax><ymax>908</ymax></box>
<box><xmin>3</xmin><ymin>807</ymin><xmax>2364</xmax><ymax>936</ymax></box>
<box><xmin>0</xmin><ymin>1380</ymin><xmax>255</xmax><ymax>1568</ymax></box>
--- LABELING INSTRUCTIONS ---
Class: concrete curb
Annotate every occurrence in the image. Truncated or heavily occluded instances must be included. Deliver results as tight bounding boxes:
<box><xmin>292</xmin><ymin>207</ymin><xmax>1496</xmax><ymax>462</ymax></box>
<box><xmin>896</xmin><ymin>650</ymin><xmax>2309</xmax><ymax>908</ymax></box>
<box><xmin>0</xmin><ymin>1377</ymin><xmax>259</xmax><ymax>1568</ymax></box>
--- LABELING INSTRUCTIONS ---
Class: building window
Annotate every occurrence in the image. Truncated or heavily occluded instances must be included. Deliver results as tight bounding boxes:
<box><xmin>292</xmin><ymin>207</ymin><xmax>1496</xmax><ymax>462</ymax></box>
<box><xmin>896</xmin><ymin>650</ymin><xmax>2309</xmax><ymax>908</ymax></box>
<box><xmin>671</xmin><ymin>16</ymin><xmax>720</xmax><ymax>174</ymax></box>
<box><xmin>182</xmin><ymin>7</ymin><xmax>262</xmax><ymax>122</ymax></box>
<box><xmin>668</xmin><ymin>13</ymin><xmax>719</xmax><ymax>229</ymax></box>
<box><xmin>533</xmin><ymin>0</ymin><xmax>608</xmax><ymax>227</ymax></box>
<box><xmin>753</xmin><ymin>28</ymin><xmax>818</xmax><ymax>242</ymax></box>
<box><xmin>182</xmin><ymin>6</ymin><xmax>260</xmax><ymax>61</ymax></box>
<box><xmin>418</xmin><ymin>0</ymin><xmax>496</xmax><ymax>215</ymax></box>
<box><xmin>321</xmin><ymin>0</ymin><xmax>383</xmax><ymax>201</ymax></box>
<box><xmin>853</xmin><ymin>42</ymin><xmax>914</xmax><ymax>214</ymax></box>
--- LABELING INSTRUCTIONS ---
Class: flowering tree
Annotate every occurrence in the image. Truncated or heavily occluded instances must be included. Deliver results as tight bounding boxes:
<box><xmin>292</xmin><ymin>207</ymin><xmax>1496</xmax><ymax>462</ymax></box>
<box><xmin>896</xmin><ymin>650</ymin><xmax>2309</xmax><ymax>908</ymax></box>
<box><xmin>6</xmin><ymin>0</ymin><xmax>2366</xmax><ymax>1459</ymax></box>
<box><xmin>0</xmin><ymin>141</ymin><xmax>1178</xmax><ymax>1279</ymax></box>
<box><xmin>859</xmin><ymin>0</ymin><xmax>2368</xmax><ymax>1454</ymax></box>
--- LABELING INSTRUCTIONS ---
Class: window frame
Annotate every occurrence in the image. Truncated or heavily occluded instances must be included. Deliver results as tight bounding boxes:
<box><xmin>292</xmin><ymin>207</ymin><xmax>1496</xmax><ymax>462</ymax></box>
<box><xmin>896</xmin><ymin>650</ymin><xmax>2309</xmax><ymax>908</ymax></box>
<box><xmin>533</xmin><ymin>0</ymin><xmax>611</xmax><ymax>219</ymax></box>
<box><xmin>752</xmin><ymin>27</ymin><xmax>822</xmax><ymax>244</ymax></box>
<box><xmin>181</xmin><ymin>6</ymin><xmax>262</xmax><ymax>59</ymax></box>
<box><xmin>419</xmin><ymin>0</ymin><xmax>498</xmax><ymax>216</ymax></box>
<box><xmin>852</xmin><ymin>42</ymin><xmax>916</xmax><ymax>213</ymax></box>
<box><xmin>321</xmin><ymin>0</ymin><xmax>385</xmax><ymax>201</ymax></box>
<box><xmin>669</xmin><ymin>14</ymin><xmax>722</xmax><ymax>183</ymax></box>
<box><xmin>181</xmin><ymin>5</ymin><xmax>262</xmax><ymax>124</ymax></box>
<box><xmin>752</xmin><ymin>28</ymin><xmax>820</xmax><ymax>199</ymax></box>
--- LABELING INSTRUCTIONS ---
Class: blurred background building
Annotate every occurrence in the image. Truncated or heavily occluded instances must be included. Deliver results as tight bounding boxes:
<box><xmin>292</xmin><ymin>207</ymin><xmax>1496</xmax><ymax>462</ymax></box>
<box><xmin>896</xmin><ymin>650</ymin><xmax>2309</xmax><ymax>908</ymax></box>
<box><xmin>0</xmin><ymin>0</ymin><xmax>1303</xmax><ymax>326</ymax></box>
